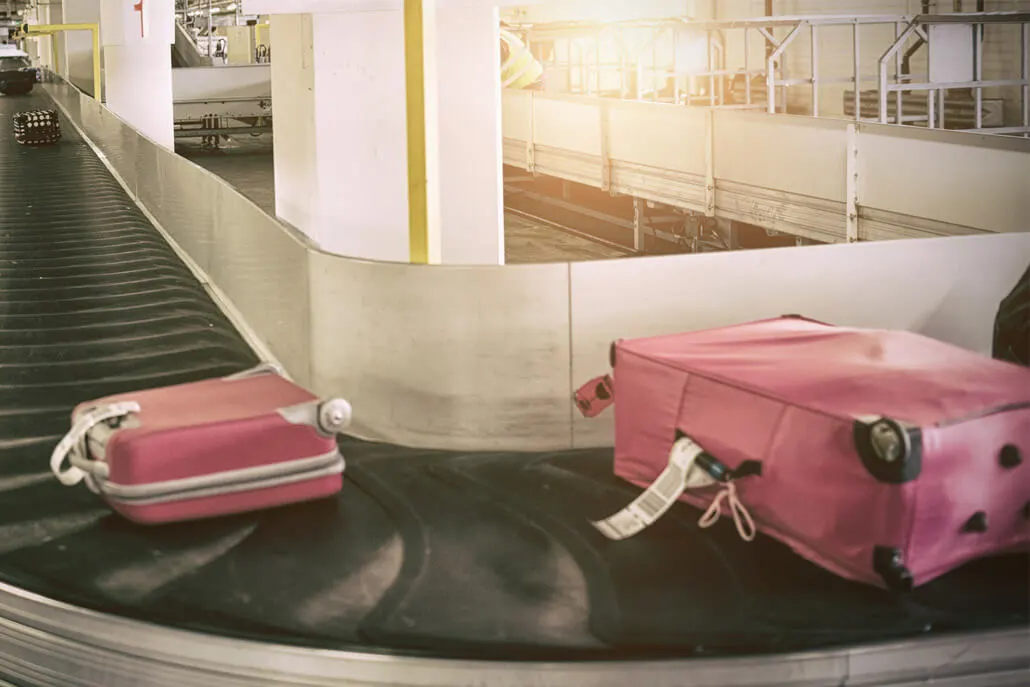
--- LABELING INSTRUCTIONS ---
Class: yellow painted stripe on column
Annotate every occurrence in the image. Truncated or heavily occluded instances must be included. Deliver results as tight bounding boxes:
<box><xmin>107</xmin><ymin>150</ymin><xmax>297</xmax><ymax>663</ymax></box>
<box><xmin>404</xmin><ymin>0</ymin><xmax>429</xmax><ymax>264</ymax></box>
<box><xmin>24</xmin><ymin>24</ymin><xmax>102</xmax><ymax>101</ymax></box>
<box><xmin>91</xmin><ymin>24</ymin><xmax>101</xmax><ymax>101</ymax></box>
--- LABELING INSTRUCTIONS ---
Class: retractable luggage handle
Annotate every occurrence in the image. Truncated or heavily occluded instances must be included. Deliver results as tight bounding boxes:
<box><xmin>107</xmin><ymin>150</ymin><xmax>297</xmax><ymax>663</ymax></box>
<box><xmin>50</xmin><ymin>402</ymin><xmax>140</xmax><ymax>488</ymax></box>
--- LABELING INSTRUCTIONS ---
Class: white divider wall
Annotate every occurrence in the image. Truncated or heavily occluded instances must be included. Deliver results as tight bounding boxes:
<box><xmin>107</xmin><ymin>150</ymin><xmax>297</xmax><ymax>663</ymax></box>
<box><xmin>308</xmin><ymin>256</ymin><xmax>572</xmax><ymax>449</ymax></box>
<box><xmin>46</xmin><ymin>79</ymin><xmax>1030</xmax><ymax>451</ymax></box>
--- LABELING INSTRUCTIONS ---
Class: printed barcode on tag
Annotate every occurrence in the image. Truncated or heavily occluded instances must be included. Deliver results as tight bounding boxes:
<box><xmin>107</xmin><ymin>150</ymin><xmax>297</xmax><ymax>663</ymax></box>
<box><xmin>654</xmin><ymin>466</ymin><xmax>685</xmax><ymax>499</ymax></box>
<box><xmin>637</xmin><ymin>489</ymin><xmax>669</xmax><ymax>518</ymax></box>
<box><xmin>593</xmin><ymin>436</ymin><xmax>708</xmax><ymax>541</ymax></box>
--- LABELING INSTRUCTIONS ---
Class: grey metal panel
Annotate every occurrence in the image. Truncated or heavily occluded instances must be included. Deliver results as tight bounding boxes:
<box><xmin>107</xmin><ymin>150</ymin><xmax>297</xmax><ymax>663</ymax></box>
<box><xmin>91</xmin><ymin>103</ymin><xmax>141</xmax><ymax>199</ymax></box>
<box><xmin>210</xmin><ymin>185</ymin><xmax>313</xmax><ymax>387</ymax></box>
<box><xmin>308</xmin><ymin>252</ymin><xmax>572</xmax><ymax>451</ymax></box>
<box><xmin>859</xmin><ymin>124</ymin><xmax>1030</xmax><ymax>235</ymax></box>
<box><xmin>533</xmin><ymin>146</ymin><xmax>603</xmax><ymax>187</ymax></box>
<box><xmin>607</xmin><ymin>100</ymin><xmax>708</xmax><ymax>175</ymax></box>
<box><xmin>148</xmin><ymin>152</ymin><xmax>219</xmax><ymax>275</ymax></box>
<box><xmin>715</xmin><ymin>180</ymin><xmax>847</xmax><ymax>243</ymax></box>
<box><xmin>610</xmin><ymin>161</ymin><xmax>706</xmax><ymax>213</ymax></box>
<box><xmin>134</xmin><ymin>139</ymin><xmax>167</xmax><ymax>237</ymax></box>
<box><xmin>0</xmin><ymin>579</ymin><xmax>1027</xmax><ymax>687</ymax></box>
<box><xmin>713</xmin><ymin>110</ymin><xmax>849</xmax><ymax>203</ymax></box>
<box><xmin>859</xmin><ymin>206</ymin><xmax>993</xmax><ymax>242</ymax></box>
<box><xmin>569</xmin><ymin>233</ymin><xmax>1030</xmax><ymax>449</ymax></box>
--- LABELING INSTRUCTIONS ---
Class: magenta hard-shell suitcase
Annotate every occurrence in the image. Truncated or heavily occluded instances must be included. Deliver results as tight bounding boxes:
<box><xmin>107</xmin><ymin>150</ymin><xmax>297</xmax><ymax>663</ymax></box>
<box><xmin>50</xmin><ymin>364</ymin><xmax>353</xmax><ymax>525</ymax></box>
<box><xmin>578</xmin><ymin>316</ymin><xmax>1030</xmax><ymax>590</ymax></box>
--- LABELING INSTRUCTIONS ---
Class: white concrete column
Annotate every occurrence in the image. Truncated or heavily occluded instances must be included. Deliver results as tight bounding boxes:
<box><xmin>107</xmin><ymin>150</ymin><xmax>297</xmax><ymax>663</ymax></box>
<box><xmin>269</xmin><ymin>14</ymin><xmax>319</xmax><ymax>240</ymax></box>
<box><xmin>264</xmin><ymin>2</ymin><xmax>506</xmax><ymax>265</ymax></box>
<box><xmin>436</xmin><ymin>4</ymin><xmax>504</xmax><ymax>265</ymax></box>
<box><xmin>100</xmin><ymin>0</ymin><xmax>175</xmax><ymax>150</ymax></box>
<box><xmin>63</xmin><ymin>0</ymin><xmax>102</xmax><ymax>96</ymax></box>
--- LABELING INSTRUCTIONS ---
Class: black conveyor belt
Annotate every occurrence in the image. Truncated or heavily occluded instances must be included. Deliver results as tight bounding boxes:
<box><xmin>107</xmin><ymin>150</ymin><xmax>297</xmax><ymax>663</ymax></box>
<box><xmin>1</xmin><ymin>91</ymin><xmax>1028</xmax><ymax>665</ymax></box>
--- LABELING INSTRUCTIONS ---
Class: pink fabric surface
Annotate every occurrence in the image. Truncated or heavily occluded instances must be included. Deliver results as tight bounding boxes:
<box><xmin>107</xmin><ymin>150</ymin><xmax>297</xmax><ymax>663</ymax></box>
<box><xmin>618</xmin><ymin>316</ymin><xmax>1030</xmax><ymax>426</ymax></box>
<box><xmin>611</xmin><ymin>316</ymin><xmax>1030</xmax><ymax>588</ymax></box>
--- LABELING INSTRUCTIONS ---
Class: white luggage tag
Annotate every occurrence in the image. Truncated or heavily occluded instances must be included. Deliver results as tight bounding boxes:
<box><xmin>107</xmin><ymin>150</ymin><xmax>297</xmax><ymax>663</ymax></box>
<box><xmin>593</xmin><ymin>435</ymin><xmax>756</xmax><ymax>542</ymax></box>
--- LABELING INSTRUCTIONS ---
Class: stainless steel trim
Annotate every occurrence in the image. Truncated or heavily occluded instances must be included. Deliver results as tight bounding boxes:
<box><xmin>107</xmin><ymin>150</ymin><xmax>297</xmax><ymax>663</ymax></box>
<box><xmin>100</xmin><ymin>450</ymin><xmax>344</xmax><ymax>504</ymax></box>
<box><xmin>224</xmin><ymin>362</ymin><xmax>284</xmax><ymax>380</ymax></box>
<box><xmin>0</xmin><ymin>578</ymin><xmax>1026</xmax><ymax>687</ymax></box>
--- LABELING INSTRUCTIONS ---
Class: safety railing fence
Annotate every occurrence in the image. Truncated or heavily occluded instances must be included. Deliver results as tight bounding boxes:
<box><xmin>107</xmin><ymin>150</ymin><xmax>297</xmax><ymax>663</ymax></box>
<box><xmin>516</xmin><ymin>11</ymin><xmax>1030</xmax><ymax>136</ymax></box>
<box><xmin>40</xmin><ymin>73</ymin><xmax>1030</xmax><ymax>453</ymax></box>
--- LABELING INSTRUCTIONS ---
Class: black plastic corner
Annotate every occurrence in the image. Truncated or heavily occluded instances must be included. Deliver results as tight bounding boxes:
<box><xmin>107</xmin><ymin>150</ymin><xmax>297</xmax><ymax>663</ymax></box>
<box><xmin>853</xmin><ymin>417</ymin><xmax>923</xmax><ymax>484</ymax></box>
<box><xmin>873</xmin><ymin>546</ymin><xmax>914</xmax><ymax>592</ymax></box>
<box><xmin>963</xmin><ymin>512</ymin><xmax>989</xmax><ymax>534</ymax></box>
<box><xmin>1000</xmin><ymin>444</ymin><xmax>1023</xmax><ymax>469</ymax></box>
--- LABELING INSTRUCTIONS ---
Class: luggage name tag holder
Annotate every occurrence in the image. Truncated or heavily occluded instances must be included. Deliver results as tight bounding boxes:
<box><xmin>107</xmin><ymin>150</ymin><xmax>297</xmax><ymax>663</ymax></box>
<box><xmin>593</xmin><ymin>435</ymin><xmax>756</xmax><ymax>543</ymax></box>
<box><xmin>50</xmin><ymin>402</ymin><xmax>141</xmax><ymax>493</ymax></box>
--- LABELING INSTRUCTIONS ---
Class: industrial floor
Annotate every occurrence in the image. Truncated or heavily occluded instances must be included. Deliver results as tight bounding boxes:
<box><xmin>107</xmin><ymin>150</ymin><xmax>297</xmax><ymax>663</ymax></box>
<box><xmin>174</xmin><ymin>135</ymin><xmax>627</xmax><ymax>264</ymax></box>
<box><xmin>1</xmin><ymin>92</ymin><xmax>1028</xmax><ymax>681</ymax></box>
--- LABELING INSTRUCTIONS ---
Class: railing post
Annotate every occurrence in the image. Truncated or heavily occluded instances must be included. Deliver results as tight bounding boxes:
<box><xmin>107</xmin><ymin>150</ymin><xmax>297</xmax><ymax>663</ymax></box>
<box><xmin>705</xmin><ymin>109</ymin><xmax>715</xmax><ymax>217</ymax></box>
<box><xmin>766</xmin><ymin>23</ymin><xmax>801</xmax><ymax>115</ymax></box>
<box><xmin>633</xmin><ymin>197</ymin><xmax>645</xmax><ymax>252</ymax></box>
<box><xmin>846</xmin><ymin>122</ymin><xmax>859</xmax><ymax>243</ymax></box>
<box><xmin>600</xmin><ymin>100</ymin><xmax>612</xmax><ymax>193</ymax></box>
<box><xmin>853</xmin><ymin>22</ymin><xmax>860</xmax><ymax>121</ymax></box>
<box><xmin>811</xmin><ymin>23</ymin><xmax>819</xmax><ymax>117</ymax></box>
<box><xmin>1022</xmin><ymin>21</ymin><xmax>1029</xmax><ymax>135</ymax></box>
<box><xmin>526</xmin><ymin>91</ymin><xmax>536</xmax><ymax>174</ymax></box>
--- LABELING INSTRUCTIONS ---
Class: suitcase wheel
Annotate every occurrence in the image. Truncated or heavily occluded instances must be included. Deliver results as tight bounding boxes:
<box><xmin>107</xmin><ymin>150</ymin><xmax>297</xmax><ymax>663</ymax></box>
<box><xmin>873</xmin><ymin>546</ymin><xmax>914</xmax><ymax>593</ymax></box>
<box><xmin>317</xmin><ymin>398</ymin><xmax>352</xmax><ymax>435</ymax></box>
<box><xmin>853</xmin><ymin>417</ymin><xmax>923</xmax><ymax>484</ymax></box>
<box><xmin>999</xmin><ymin>444</ymin><xmax>1023</xmax><ymax>469</ymax></box>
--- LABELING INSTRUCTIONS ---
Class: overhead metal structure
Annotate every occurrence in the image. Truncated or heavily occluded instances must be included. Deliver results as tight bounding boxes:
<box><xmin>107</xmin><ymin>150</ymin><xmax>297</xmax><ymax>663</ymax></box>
<box><xmin>512</xmin><ymin>11</ymin><xmax>1030</xmax><ymax>137</ymax></box>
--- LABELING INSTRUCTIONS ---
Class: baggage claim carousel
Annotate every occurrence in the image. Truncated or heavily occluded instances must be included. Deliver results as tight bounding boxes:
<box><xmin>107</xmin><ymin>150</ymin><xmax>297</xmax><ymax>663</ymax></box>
<box><xmin>0</xmin><ymin>92</ymin><xmax>1027</xmax><ymax>687</ymax></box>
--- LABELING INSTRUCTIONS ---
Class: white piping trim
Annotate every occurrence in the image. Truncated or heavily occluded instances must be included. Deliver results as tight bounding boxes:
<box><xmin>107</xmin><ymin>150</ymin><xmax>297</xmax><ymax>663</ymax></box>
<box><xmin>99</xmin><ymin>450</ymin><xmax>343</xmax><ymax>504</ymax></box>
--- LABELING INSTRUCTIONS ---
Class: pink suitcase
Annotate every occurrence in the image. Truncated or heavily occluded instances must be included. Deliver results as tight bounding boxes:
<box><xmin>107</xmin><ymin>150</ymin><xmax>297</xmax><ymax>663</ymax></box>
<box><xmin>50</xmin><ymin>364</ymin><xmax>352</xmax><ymax>525</ymax></box>
<box><xmin>578</xmin><ymin>316</ymin><xmax>1030</xmax><ymax>591</ymax></box>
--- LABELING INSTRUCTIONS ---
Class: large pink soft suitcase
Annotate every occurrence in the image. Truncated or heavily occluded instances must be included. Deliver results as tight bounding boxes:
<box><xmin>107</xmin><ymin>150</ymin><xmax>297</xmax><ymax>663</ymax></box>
<box><xmin>580</xmin><ymin>316</ymin><xmax>1030</xmax><ymax>591</ymax></box>
<box><xmin>50</xmin><ymin>364</ymin><xmax>352</xmax><ymax>525</ymax></box>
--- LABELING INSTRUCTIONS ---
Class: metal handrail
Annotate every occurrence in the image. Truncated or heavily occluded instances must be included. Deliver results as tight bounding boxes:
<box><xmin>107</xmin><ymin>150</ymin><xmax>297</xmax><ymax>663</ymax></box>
<box><xmin>523</xmin><ymin>11</ymin><xmax>1029</xmax><ymax>136</ymax></box>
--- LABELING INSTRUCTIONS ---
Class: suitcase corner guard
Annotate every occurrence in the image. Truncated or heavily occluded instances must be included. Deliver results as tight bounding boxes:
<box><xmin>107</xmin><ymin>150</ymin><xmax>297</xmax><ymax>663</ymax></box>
<box><xmin>278</xmin><ymin>398</ymin><xmax>353</xmax><ymax>437</ymax></box>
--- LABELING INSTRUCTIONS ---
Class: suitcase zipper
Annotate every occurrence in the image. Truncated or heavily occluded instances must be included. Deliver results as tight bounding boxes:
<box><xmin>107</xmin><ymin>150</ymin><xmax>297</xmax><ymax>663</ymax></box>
<box><xmin>98</xmin><ymin>450</ymin><xmax>344</xmax><ymax>506</ymax></box>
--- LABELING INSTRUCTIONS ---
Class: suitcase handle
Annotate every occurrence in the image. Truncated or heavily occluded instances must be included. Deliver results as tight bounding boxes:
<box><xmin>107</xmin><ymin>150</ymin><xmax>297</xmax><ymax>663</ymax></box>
<box><xmin>50</xmin><ymin>402</ymin><xmax>140</xmax><ymax>487</ymax></box>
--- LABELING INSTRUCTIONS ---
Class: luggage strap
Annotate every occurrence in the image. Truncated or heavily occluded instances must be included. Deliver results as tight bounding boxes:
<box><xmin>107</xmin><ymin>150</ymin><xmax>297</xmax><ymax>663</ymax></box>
<box><xmin>50</xmin><ymin>402</ymin><xmax>140</xmax><ymax>490</ymax></box>
<box><xmin>593</xmin><ymin>435</ymin><xmax>756</xmax><ymax>543</ymax></box>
